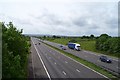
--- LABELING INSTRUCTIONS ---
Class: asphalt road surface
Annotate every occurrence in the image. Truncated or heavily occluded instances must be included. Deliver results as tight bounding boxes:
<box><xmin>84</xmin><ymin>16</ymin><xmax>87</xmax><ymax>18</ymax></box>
<box><xmin>41</xmin><ymin>39</ymin><xmax>119</xmax><ymax>76</ymax></box>
<box><xmin>30</xmin><ymin>37</ymin><xmax>109</xmax><ymax>79</ymax></box>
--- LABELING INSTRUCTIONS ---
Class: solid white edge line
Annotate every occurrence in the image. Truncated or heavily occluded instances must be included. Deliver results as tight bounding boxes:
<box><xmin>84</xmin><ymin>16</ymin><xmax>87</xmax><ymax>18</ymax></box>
<box><xmin>31</xmin><ymin>38</ymin><xmax>51</xmax><ymax>80</ymax></box>
<box><xmin>76</xmin><ymin>69</ymin><xmax>80</xmax><ymax>72</ymax></box>
<box><xmin>62</xmin><ymin>71</ymin><xmax>66</xmax><ymax>75</ymax></box>
<box><xmin>43</xmin><ymin>43</ymin><xmax>110</xmax><ymax>79</ymax></box>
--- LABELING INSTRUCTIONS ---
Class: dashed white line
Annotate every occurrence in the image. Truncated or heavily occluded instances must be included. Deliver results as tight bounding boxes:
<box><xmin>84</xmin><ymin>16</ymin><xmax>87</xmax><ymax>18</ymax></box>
<box><xmin>65</xmin><ymin>61</ymin><xmax>68</xmax><ymax>63</ymax></box>
<box><xmin>62</xmin><ymin>71</ymin><xmax>66</xmax><ymax>75</ymax></box>
<box><xmin>54</xmin><ymin>62</ymin><xmax>56</xmax><ymax>65</ymax></box>
<box><xmin>76</xmin><ymin>69</ymin><xmax>80</xmax><ymax>72</ymax></box>
<box><xmin>46</xmin><ymin>45</ymin><xmax>109</xmax><ymax>79</ymax></box>
<box><xmin>43</xmin><ymin>40</ymin><xmax>110</xmax><ymax>79</ymax></box>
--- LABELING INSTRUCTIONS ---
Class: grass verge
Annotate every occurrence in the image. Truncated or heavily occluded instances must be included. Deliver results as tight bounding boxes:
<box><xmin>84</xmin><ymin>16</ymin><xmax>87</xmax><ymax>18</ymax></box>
<box><xmin>43</xmin><ymin>42</ymin><xmax>118</xmax><ymax>79</ymax></box>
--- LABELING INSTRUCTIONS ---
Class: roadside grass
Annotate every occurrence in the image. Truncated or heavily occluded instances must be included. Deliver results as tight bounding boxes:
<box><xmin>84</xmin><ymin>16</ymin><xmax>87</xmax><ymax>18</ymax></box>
<box><xmin>43</xmin><ymin>42</ymin><xmax>118</xmax><ymax>79</ymax></box>
<box><xmin>45</xmin><ymin>38</ymin><xmax>119</xmax><ymax>58</ymax></box>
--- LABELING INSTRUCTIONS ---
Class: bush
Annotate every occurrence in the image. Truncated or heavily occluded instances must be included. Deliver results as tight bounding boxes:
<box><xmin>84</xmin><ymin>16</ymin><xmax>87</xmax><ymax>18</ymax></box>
<box><xmin>96</xmin><ymin>34</ymin><xmax>120</xmax><ymax>56</ymax></box>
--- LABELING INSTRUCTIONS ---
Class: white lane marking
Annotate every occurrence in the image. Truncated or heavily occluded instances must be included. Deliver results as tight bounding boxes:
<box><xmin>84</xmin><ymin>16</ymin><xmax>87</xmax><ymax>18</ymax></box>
<box><xmin>31</xmin><ymin>38</ymin><xmax>51</xmax><ymax>80</ymax></box>
<box><xmin>62</xmin><ymin>71</ymin><xmax>66</xmax><ymax>75</ymax></box>
<box><xmin>65</xmin><ymin>61</ymin><xmax>68</xmax><ymax>63</ymax></box>
<box><xmin>76</xmin><ymin>69</ymin><xmax>80</xmax><ymax>72</ymax></box>
<box><xmin>46</xmin><ymin>45</ymin><xmax>109</xmax><ymax>79</ymax></box>
<box><xmin>54</xmin><ymin>62</ymin><xmax>56</xmax><ymax>65</ymax></box>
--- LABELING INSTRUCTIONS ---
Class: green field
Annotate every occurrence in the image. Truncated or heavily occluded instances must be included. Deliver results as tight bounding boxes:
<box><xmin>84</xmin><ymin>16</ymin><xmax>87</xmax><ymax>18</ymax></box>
<box><xmin>42</xmin><ymin>37</ymin><xmax>119</xmax><ymax>58</ymax></box>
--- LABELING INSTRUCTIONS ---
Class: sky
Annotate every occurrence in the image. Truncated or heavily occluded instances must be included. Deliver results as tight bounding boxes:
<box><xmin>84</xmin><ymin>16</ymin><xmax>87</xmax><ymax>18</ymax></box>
<box><xmin>0</xmin><ymin>0</ymin><xmax>119</xmax><ymax>36</ymax></box>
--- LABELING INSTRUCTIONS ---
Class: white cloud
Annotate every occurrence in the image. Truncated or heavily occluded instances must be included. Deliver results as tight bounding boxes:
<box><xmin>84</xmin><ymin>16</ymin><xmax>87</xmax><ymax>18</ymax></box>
<box><xmin>0</xmin><ymin>0</ymin><xmax>119</xmax><ymax>36</ymax></box>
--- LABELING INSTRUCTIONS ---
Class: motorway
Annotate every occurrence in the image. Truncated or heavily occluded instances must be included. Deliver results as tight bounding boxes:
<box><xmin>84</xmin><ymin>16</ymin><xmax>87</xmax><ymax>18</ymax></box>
<box><xmin>30</xmin><ymin>37</ymin><xmax>109</xmax><ymax>79</ymax></box>
<box><xmin>41</xmin><ymin>39</ymin><xmax>119</xmax><ymax>76</ymax></box>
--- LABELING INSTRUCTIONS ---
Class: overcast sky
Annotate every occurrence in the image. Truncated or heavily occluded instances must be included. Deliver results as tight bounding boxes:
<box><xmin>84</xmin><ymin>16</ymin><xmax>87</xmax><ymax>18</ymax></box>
<box><xmin>0</xmin><ymin>0</ymin><xmax>119</xmax><ymax>36</ymax></box>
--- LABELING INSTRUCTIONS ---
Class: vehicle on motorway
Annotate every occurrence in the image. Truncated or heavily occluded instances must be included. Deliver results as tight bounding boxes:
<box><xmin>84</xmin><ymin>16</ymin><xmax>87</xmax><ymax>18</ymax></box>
<box><xmin>39</xmin><ymin>42</ymin><xmax>40</xmax><ymax>45</ymax></box>
<box><xmin>68</xmin><ymin>43</ymin><xmax>81</xmax><ymax>51</ymax></box>
<box><xmin>61</xmin><ymin>46</ymin><xmax>67</xmax><ymax>50</ymax></box>
<box><xmin>99</xmin><ymin>56</ymin><xmax>112</xmax><ymax>63</ymax></box>
<box><xmin>60</xmin><ymin>45</ymin><xmax>63</xmax><ymax>47</ymax></box>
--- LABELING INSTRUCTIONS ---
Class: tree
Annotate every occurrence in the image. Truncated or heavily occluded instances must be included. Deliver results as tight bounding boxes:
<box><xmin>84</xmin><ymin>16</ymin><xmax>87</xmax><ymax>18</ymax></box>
<box><xmin>96</xmin><ymin>33</ymin><xmax>120</xmax><ymax>57</ymax></box>
<box><xmin>2</xmin><ymin>22</ymin><xmax>30</xmax><ymax>78</ymax></box>
<box><xmin>90</xmin><ymin>34</ymin><xmax>94</xmax><ymax>39</ymax></box>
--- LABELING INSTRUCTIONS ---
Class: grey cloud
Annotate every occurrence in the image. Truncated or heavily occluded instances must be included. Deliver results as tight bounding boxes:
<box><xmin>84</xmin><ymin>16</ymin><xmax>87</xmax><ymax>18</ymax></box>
<box><xmin>34</xmin><ymin>12</ymin><xmax>73</xmax><ymax>28</ymax></box>
<box><xmin>106</xmin><ymin>19</ymin><xmax>118</xmax><ymax>28</ymax></box>
<box><xmin>73</xmin><ymin>17</ymin><xmax>88</xmax><ymax>27</ymax></box>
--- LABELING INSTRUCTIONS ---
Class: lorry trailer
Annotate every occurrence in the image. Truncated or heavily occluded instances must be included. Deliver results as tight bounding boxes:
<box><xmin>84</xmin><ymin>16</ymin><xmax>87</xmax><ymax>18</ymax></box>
<box><xmin>68</xmin><ymin>43</ymin><xmax>81</xmax><ymax>51</ymax></box>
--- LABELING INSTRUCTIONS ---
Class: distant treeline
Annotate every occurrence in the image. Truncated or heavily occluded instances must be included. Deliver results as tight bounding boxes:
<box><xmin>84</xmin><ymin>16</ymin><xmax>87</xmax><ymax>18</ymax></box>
<box><xmin>1</xmin><ymin>22</ymin><xmax>30</xmax><ymax>78</ymax></box>
<box><xmin>41</xmin><ymin>34</ymin><xmax>96</xmax><ymax>39</ymax></box>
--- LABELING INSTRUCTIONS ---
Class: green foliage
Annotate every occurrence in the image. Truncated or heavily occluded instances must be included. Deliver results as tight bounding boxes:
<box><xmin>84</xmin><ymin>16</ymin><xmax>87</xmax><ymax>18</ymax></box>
<box><xmin>69</xmin><ymin>39</ymin><xmax>77</xmax><ymax>43</ymax></box>
<box><xmin>96</xmin><ymin>34</ymin><xmax>120</xmax><ymax>57</ymax></box>
<box><xmin>1</xmin><ymin>22</ymin><xmax>30</xmax><ymax>78</ymax></box>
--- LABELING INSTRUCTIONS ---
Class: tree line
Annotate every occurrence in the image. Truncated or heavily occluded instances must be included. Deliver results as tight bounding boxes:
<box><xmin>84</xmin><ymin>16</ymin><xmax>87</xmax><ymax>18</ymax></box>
<box><xmin>1</xmin><ymin>22</ymin><xmax>30</xmax><ymax>78</ymax></box>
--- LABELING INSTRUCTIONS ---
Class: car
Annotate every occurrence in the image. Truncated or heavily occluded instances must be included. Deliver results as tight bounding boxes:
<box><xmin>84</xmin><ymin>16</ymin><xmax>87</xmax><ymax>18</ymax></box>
<box><xmin>39</xmin><ymin>42</ymin><xmax>40</xmax><ymax>45</ymax></box>
<box><xmin>60</xmin><ymin>45</ymin><xmax>63</xmax><ymax>47</ymax></box>
<box><xmin>99</xmin><ymin>56</ymin><xmax>112</xmax><ymax>63</ymax></box>
<box><xmin>61</xmin><ymin>46</ymin><xmax>67</xmax><ymax>50</ymax></box>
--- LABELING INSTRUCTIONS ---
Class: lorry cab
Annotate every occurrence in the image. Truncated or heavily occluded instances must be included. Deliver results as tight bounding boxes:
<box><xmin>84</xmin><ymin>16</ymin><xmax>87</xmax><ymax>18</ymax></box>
<box><xmin>75</xmin><ymin>44</ymin><xmax>80</xmax><ymax>51</ymax></box>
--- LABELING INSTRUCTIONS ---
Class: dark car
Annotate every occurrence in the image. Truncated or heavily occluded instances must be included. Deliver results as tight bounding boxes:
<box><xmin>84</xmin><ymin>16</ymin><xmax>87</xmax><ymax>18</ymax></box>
<box><xmin>99</xmin><ymin>56</ymin><xmax>112</xmax><ymax>63</ymax></box>
<box><xmin>39</xmin><ymin>42</ymin><xmax>40</xmax><ymax>45</ymax></box>
<box><xmin>60</xmin><ymin>45</ymin><xmax>63</xmax><ymax>47</ymax></box>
